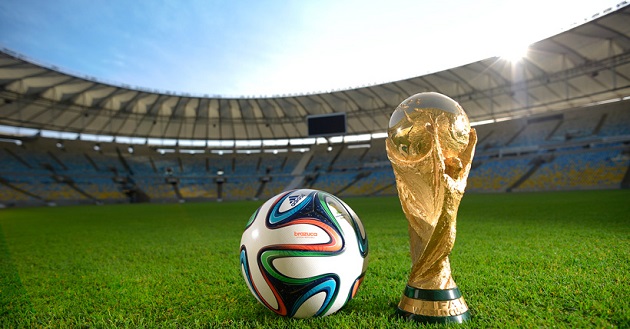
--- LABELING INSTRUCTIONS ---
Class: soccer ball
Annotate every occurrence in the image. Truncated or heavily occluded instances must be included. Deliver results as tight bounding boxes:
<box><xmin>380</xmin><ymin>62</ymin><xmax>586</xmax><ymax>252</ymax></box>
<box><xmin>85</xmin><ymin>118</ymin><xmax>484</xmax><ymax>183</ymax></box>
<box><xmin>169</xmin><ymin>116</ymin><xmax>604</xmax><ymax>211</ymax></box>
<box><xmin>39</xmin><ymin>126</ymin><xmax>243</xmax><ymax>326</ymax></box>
<box><xmin>239</xmin><ymin>189</ymin><xmax>369</xmax><ymax>318</ymax></box>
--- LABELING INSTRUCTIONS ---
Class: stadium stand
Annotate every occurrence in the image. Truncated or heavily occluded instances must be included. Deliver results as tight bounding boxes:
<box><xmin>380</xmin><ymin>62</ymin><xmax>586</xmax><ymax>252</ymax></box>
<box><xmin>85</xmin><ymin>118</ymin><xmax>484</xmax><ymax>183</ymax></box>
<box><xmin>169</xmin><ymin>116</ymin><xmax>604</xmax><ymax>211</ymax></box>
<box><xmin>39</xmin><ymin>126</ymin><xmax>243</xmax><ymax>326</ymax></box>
<box><xmin>467</xmin><ymin>157</ymin><xmax>534</xmax><ymax>193</ymax></box>
<box><xmin>338</xmin><ymin>169</ymin><xmax>394</xmax><ymax>197</ymax></box>
<box><xmin>1</xmin><ymin>96</ymin><xmax>628</xmax><ymax>207</ymax></box>
<box><xmin>507</xmin><ymin>115</ymin><xmax>562</xmax><ymax>148</ymax></box>
<box><xmin>548</xmin><ymin>109</ymin><xmax>602</xmax><ymax>142</ymax></box>
<box><xmin>259</xmin><ymin>153</ymin><xmax>290</xmax><ymax>174</ymax></box>
<box><xmin>474</xmin><ymin>119</ymin><xmax>525</xmax><ymax>150</ymax></box>
<box><xmin>180</xmin><ymin>157</ymin><xmax>207</xmax><ymax>176</ymax></box>
<box><xmin>515</xmin><ymin>147</ymin><xmax>630</xmax><ymax>191</ymax></box>
<box><xmin>333</xmin><ymin>146</ymin><xmax>370</xmax><ymax>171</ymax></box>
<box><xmin>599</xmin><ymin>107</ymin><xmax>630</xmax><ymax>137</ymax></box>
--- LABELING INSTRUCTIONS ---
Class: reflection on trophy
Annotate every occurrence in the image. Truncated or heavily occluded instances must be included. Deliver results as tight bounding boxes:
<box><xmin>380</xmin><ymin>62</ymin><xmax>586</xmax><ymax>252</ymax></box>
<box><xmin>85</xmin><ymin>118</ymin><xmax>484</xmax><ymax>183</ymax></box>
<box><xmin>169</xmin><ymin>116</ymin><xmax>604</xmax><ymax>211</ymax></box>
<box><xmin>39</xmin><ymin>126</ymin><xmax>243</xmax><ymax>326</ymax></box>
<box><xmin>386</xmin><ymin>92</ymin><xmax>477</xmax><ymax>324</ymax></box>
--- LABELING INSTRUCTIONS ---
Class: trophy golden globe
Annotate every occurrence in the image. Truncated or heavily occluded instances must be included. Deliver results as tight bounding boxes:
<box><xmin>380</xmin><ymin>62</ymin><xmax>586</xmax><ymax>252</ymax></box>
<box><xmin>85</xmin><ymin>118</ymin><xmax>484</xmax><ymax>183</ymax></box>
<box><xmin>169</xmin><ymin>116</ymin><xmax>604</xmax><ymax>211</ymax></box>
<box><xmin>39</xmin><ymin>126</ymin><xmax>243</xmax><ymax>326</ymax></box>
<box><xmin>386</xmin><ymin>92</ymin><xmax>477</xmax><ymax>324</ymax></box>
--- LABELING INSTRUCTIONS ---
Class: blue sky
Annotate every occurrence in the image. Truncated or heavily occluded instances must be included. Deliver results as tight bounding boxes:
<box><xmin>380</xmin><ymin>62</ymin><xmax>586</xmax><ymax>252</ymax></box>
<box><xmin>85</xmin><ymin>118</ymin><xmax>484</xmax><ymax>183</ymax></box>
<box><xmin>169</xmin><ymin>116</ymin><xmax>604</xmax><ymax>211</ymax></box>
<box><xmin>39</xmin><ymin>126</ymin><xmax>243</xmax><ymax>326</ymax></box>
<box><xmin>0</xmin><ymin>0</ymin><xmax>620</xmax><ymax>97</ymax></box>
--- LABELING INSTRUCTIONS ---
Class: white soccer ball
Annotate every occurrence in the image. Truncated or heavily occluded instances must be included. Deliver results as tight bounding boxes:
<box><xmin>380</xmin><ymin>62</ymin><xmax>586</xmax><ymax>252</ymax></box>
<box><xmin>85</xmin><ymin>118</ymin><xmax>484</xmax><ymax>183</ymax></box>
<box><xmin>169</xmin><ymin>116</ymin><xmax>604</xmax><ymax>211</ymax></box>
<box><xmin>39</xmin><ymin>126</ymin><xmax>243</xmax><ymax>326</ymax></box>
<box><xmin>239</xmin><ymin>189</ymin><xmax>369</xmax><ymax>318</ymax></box>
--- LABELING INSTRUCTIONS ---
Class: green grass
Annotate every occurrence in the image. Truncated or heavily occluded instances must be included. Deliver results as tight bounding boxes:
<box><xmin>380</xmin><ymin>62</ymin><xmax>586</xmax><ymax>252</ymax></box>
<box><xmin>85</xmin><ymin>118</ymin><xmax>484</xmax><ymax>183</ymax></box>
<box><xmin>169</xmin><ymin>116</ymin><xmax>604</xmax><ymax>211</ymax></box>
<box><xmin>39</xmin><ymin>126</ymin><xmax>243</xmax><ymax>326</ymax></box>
<box><xmin>1</xmin><ymin>190</ymin><xmax>629</xmax><ymax>328</ymax></box>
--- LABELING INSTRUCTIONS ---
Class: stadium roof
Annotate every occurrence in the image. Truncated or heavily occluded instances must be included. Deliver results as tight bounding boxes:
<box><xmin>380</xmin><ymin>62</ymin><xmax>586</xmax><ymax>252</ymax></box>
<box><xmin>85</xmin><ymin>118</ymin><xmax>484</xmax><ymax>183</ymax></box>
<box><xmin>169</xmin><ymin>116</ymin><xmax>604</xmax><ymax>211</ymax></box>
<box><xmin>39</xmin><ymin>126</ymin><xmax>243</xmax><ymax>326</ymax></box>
<box><xmin>1</xmin><ymin>3</ymin><xmax>629</xmax><ymax>143</ymax></box>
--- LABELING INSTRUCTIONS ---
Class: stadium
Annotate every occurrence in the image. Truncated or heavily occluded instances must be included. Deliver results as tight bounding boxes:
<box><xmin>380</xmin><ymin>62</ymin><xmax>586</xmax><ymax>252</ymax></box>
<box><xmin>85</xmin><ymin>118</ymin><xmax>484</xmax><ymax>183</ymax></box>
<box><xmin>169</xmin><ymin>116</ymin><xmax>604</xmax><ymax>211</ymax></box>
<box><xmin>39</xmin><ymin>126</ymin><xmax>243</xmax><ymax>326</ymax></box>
<box><xmin>1</xmin><ymin>2</ymin><xmax>629</xmax><ymax>328</ymax></box>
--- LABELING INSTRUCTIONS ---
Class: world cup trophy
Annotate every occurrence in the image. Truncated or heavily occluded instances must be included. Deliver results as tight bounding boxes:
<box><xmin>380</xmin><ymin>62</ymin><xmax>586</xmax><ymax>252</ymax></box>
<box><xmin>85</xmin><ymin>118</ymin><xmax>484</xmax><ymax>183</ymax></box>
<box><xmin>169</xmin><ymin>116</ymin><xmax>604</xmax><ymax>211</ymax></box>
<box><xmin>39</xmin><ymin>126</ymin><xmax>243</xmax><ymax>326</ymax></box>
<box><xmin>386</xmin><ymin>92</ymin><xmax>477</xmax><ymax>324</ymax></box>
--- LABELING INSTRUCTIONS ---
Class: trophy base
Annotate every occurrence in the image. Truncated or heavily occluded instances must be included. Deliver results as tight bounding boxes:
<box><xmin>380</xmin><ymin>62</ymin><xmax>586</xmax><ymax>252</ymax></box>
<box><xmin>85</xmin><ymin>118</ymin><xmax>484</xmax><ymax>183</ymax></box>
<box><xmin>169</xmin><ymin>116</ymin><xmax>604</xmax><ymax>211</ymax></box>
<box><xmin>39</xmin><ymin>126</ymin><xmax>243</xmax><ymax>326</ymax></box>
<box><xmin>397</xmin><ymin>286</ymin><xmax>470</xmax><ymax>324</ymax></box>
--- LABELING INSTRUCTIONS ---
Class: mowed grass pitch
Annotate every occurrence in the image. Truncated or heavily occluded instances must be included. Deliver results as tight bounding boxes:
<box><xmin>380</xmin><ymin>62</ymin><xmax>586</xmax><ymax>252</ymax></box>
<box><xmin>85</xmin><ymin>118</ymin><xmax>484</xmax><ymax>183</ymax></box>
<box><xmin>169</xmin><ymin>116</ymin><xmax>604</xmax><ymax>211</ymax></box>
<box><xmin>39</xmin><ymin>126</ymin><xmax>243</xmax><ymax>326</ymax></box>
<box><xmin>1</xmin><ymin>190</ymin><xmax>628</xmax><ymax>328</ymax></box>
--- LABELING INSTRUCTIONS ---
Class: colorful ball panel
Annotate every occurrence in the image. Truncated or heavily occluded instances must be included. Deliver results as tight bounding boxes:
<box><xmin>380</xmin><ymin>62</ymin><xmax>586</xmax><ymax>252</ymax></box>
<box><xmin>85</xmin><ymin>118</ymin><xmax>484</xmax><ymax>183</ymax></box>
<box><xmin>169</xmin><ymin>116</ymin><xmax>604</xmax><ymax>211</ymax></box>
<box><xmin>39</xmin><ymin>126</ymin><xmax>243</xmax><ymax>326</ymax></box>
<box><xmin>240</xmin><ymin>189</ymin><xmax>368</xmax><ymax>318</ymax></box>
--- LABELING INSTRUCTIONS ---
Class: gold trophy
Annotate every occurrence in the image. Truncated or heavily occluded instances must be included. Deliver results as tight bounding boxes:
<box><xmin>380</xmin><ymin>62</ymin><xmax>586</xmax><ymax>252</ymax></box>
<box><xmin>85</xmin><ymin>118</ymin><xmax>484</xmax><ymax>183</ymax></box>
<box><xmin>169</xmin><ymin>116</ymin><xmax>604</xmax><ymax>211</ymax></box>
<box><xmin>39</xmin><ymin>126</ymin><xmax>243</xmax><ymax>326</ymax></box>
<box><xmin>386</xmin><ymin>92</ymin><xmax>476</xmax><ymax>324</ymax></box>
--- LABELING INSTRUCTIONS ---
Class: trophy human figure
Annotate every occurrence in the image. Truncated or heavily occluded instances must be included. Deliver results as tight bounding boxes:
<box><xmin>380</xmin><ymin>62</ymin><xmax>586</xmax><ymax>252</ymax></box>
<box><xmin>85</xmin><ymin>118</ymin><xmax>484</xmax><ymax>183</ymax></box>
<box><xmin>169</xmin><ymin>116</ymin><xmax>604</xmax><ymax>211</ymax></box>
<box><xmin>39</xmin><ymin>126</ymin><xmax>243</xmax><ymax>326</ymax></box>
<box><xmin>386</xmin><ymin>92</ymin><xmax>476</xmax><ymax>323</ymax></box>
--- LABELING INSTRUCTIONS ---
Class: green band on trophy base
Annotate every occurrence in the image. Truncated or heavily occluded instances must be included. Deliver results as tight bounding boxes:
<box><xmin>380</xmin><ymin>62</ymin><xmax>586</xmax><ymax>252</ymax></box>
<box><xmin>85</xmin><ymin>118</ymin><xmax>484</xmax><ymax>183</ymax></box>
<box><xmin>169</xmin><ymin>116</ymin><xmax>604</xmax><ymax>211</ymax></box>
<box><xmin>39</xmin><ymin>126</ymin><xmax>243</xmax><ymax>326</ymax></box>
<box><xmin>396</xmin><ymin>308</ymin><xmax>471</xmax><ymax>324</ymax></box>
<box><xmin>397</xmin><ymin>286</ymin><xmax>470</xmax><ymax>324</ymax></box>
<box><xmin>403</xmin><ymin>286</ymin><xmax>462</xmax><ymax>301</ymax></box>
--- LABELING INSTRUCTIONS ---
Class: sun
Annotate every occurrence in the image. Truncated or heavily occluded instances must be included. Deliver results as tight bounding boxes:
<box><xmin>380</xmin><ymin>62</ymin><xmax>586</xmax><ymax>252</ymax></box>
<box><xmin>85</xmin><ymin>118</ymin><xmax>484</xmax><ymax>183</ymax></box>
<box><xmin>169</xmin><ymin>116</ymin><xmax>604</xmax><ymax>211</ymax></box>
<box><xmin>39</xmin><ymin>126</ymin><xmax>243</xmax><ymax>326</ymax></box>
<box><xmin>501</xmin><ymin>44</ymin><xmax>530</xmax><ymax>63</ymax></box>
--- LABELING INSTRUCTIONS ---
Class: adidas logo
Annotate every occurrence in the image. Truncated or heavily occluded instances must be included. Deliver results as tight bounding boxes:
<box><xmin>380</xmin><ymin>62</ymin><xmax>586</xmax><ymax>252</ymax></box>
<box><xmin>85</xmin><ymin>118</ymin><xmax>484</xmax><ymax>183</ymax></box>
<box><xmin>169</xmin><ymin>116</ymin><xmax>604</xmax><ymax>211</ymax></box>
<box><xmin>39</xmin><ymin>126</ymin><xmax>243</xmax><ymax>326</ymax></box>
<box><xmin>289</xmin><ymin>194</ymin><xmax>303</xmax><ymax>207</ymax></box>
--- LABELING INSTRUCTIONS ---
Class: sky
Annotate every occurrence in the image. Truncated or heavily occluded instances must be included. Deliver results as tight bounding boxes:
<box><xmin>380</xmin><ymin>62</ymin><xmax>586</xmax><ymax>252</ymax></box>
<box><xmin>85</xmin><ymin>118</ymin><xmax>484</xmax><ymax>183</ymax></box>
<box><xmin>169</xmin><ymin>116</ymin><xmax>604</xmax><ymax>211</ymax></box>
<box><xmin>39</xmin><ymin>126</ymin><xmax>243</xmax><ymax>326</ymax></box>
<box><xmin>0</xmin><ymin>0</ymin><xmax>622</xmax><ymax>97</ymax></box>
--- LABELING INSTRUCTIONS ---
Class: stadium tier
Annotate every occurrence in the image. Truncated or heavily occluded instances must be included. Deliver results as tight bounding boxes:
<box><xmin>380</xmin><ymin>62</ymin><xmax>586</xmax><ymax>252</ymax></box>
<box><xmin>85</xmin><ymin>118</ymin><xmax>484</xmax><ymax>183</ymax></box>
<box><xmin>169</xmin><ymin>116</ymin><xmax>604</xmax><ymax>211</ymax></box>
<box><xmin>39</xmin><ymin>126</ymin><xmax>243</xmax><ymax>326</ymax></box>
<box><xmin>0</xmin><ymin>100</ymin><xmax>628</xmax><ymax>207</ymax></box>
